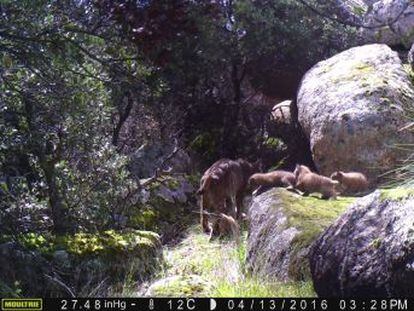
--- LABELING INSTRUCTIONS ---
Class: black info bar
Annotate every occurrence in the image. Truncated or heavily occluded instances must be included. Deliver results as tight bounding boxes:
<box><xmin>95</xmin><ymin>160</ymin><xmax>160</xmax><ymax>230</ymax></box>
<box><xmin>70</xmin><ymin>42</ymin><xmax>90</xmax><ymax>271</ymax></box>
<box><xmin>1</xmin><ymin>298</ymin><xmax>411</xmax><ymax>311</ymax></box>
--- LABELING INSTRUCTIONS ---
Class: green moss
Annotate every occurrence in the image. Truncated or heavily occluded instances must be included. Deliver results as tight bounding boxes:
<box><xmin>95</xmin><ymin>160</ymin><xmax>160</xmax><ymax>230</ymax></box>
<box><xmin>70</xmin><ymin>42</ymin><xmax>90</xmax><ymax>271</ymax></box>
<box><xmin>164</xmin><ymin>177</ymin><xmax>180</xmax><ymax>190</ymax></box>
<box><xmin>329</xmin><ymin>61</ymin><xmax>391</xmax><ymax>91</ymax></box>
<box><xmin>274</xmin><ymin>190</ymin><xmax>356</xmax><ymax>280</ymax></box>
<box><xmin>353</xmin><ymin>62</ymin><xmax>375</xmax><ymax>73</ymax></box>
<box><xmin>10</xmin><ymin>230</ymin><xmax>160</xmax><ymax>257</ymax></box>
<box><xmin>370</xmin><ymin>238</ymin><xmax>382</xmax><ymax>249</ymax></box>
<box><xmin>379</xmin><ymin>187</ymin><xmax>414</xmax><ymax>201</ymax></box>
<box><xmin>61</xmin><ymin>230</ymin><xmax>160</xmax><ymax>256</ymax></box>
<box><xmin>129</xmin><ymin>207</ymin><xmax>159</xmax><ymax>230</ymax></box>
<box><xmin>264</xmin><ymin>137</ymin><xmax>283</xmax><ymax>149</ymax></box>
<box><xmin>352</xmin><ymin>5</ymin><xmax>366</xmax><ymax>16</ymax></box>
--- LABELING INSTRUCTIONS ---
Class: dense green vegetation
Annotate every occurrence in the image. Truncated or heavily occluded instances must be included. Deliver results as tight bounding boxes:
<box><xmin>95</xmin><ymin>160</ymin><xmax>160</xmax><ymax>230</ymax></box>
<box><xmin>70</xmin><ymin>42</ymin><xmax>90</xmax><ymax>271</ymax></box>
<box><xmin>0</xmin><ymin>0</ymin><xmax>356</xmax><ymax>237</ymax></box>
<box><xmin>1</xmin><ymin>0</ymin><xmax>412</xmax><ymax>298</ymax></box>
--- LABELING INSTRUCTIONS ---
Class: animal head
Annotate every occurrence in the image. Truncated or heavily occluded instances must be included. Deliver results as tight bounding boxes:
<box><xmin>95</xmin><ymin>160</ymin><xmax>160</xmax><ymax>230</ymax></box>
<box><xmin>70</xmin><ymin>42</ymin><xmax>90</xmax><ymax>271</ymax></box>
<box><xmin>293</xmin><ymin>164</ymin><xmax>311</xmax><ymax>179</ymax></box>
<box><xmin>196</xmin><ymin>174</ymin><xmax>219</xmax><ymax>195</ymax></box>
<box><xmin>330</xmin><ymin>171</ymin><xmax>344</xmax><ymax>181</ymax></box>
<box><xmin>247</xmin><ymin>175</ymin><xmax>257</xmax><ymax>188</ymax></box>
<box><xmin>236</xmin><ymin>158</ymin><xmax>262</xmax><ymax>176</ymax></box>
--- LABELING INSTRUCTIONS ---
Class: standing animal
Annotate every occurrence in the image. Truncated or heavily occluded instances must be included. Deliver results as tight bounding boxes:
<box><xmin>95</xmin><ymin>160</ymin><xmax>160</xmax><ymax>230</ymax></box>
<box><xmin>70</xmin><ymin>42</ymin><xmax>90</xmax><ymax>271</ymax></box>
<box><xmin>330</xmin><ymin>171</ymin><xmax>369</xmax><ymax>195</ymax></box>
<box><xmin>293</xmin><ymin>164</ymin><xmax>339</xmax><ymax>199</ymax></box>
<box><xmin>248</xmin><ymin>170</ymin><xmax>296</xmax><ymax>191</ymax></box>
<box><xmin>197</xmin><ymin>158</ymin><xmax>260</xmax><ymax>234</ymax></box>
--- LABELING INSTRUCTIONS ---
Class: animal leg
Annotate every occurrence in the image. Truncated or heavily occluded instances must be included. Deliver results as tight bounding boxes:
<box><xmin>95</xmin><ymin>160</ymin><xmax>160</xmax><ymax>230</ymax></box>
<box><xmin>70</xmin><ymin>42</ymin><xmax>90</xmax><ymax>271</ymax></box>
<box><xmin>235</xmin><ymin>193</ymin><xmax>243</xmax><ymax>220</ymax></box>
<box><xmin>200</xmin><ymin>196</ymin><xmax>211</xmax><ymax>234</ymax></box>
<box><xmin>225</xmin><ymin>197</ymin><xmax>237</xmax><ymax>219</ymax></box>
<box><xmin>322</xmin><ymin>191</ymin><xmax>336</xmax><ymax>200</ymax></box>
<box><xmin>282</xmin><ymin>177</ymin><xmax>294</xmax><ymax>188</ymax></box>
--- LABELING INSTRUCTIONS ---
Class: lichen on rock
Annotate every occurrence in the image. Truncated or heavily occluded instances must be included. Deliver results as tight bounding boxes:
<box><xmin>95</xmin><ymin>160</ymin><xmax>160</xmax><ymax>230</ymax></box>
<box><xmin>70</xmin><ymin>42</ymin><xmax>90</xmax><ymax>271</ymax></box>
<box><xmin>246</xmin><ymin>188</ymin><xmax>355</xmax><ymax>281</ymax></box>
<box><xmin>297</xmin><ymin>44</ymin><xmax>414</xmax><ymax>184</ymax></box>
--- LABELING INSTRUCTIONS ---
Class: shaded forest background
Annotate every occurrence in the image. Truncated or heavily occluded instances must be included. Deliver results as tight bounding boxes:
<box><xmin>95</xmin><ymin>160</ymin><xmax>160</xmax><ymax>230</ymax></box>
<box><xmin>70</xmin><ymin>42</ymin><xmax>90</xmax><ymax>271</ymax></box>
<box><xmin>1</xmin><ymin>0</ymin><xmax>359</xmax><ymax>236</ymax></box>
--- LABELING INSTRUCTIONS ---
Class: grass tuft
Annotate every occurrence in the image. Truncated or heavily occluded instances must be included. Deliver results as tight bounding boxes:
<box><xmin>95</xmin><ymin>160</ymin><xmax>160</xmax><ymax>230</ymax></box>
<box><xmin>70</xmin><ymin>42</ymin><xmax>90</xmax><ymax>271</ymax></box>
<box><xmin>143</xmin><ymin>226</ymin><xmax>316</xmax><ymax>297</ymax></box>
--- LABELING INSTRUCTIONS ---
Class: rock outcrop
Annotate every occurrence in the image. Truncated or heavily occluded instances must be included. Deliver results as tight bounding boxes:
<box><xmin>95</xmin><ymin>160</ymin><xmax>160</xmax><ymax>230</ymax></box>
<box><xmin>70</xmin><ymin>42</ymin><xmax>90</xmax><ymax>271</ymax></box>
<box><xmin>246</xmin><ymin>188</ymin><xmax>355</xmax><ymax>281</ymax></box>
<box><xmin>130</xmin><ymin>141</ymin><xmax>192</xmax><ymax>179</ymax></box>
<box><xmin>310</xmin><ymin>189</ymin><xmax>414</xmax><ymax>297</ymax></box>
<box><xmin>297</xmin><ymin>44</ymin><xmax>414</xmax><ymax>183</ymax></box>
<box><xmin>334</xmin><ymin>0</ymin><xmax>414</xmax><ymax>48</ymax></box>
<box><xmin>409</xmin><ymin>42</ymin><xmax>414</xmax><ymax>70</ymax></box>
<box><xmin>0</xmin><ymin>230</ymin><xmax>163</xmax><ymax>296</ymax></box>
<box><xmin>136</xmin><ymin>174</ymin><xmax>197</xmax><ymax>244</ymax></box>
<box><xmin>359</xmin><ymin>0</ymin><xmax>414</xmax><ymax>48</ymax></box>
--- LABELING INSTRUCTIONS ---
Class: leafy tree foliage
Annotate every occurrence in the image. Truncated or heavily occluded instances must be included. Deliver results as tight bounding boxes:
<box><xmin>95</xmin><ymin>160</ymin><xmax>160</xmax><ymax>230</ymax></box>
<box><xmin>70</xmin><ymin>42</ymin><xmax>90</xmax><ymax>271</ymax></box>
<box><xmin>0</xmin><ymin>0</ymin><xmax>142</xmax><ymax>233</ymax></box>
<box><xmin>0</xmin><ymin>0</ymin><xmax>356</xmax><ymax>234</ymax></box>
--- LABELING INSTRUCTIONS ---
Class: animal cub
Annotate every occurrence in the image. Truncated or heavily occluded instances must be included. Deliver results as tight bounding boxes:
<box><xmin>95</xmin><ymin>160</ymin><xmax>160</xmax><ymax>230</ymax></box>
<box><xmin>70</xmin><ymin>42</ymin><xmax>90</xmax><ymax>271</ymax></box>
<box><xmin>330</xmin><ymin>171</ymin><xmax>369</xmax><ymax>195</ymax></box>
<box><xmin>210</xmin><ymin>213</ymin><xmax>240</xmax><ymax>243</ymax></box>
<box><xmin>248</xmin><ymin>170</ymin><xmax>296</xmax><ymax>190</ymax></box>
<box><xmin>294</xmin><ymin>164</ymin><xmax>339</xmax><ymax>199</ymax></box>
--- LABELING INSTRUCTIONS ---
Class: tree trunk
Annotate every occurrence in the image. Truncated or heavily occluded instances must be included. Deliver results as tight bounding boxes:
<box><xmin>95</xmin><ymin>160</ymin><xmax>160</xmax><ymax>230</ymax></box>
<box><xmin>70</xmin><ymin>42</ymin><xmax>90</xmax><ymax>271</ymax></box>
<box><xmin>40</xmin><ymin>157</ymin><xmax>69</xmax><ymax>234</ymax></box>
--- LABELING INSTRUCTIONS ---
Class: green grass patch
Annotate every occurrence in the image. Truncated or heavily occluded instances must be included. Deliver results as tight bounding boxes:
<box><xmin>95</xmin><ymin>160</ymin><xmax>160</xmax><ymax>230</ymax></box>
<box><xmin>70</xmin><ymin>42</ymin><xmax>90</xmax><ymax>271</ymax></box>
<box><xmin>146</xmin><ymin>226</ymin><xmax>316</xmax><ymax>297</ymax></box>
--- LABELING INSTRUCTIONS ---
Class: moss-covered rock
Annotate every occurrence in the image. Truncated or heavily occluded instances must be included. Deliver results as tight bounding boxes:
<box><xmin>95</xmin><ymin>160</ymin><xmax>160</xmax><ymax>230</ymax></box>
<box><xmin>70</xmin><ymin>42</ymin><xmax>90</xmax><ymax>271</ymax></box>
<box><xmin>0</xmin><ymin>230</ymin><xmax>162</xmax><ymax>297</ymax></box>
<box><xmin>246</xmin><ymin>188</ymin><xmax>355</xmax><ymax>281</ymax></box>
<box><xmin>379</xmin><ymin>187</ymin><xmax>414</xmax><ymax>201</ymax></box>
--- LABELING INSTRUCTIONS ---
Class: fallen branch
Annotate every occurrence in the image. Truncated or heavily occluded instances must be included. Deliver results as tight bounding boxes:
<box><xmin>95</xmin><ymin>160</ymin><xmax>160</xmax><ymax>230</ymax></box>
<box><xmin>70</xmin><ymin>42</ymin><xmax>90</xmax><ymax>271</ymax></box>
<box><xmin>44</xmin><ymin>274</ymin><xmax>75</xmax><ymax>297</ymax></box>
<box><xmin>398</xmin><ymin>122</ymin><xmax>414</xmax><ymax>132</ymax></box>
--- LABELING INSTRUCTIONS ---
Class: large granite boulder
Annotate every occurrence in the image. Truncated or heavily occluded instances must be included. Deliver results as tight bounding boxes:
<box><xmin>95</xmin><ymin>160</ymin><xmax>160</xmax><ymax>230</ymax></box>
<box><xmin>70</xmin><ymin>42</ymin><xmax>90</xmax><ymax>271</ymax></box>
<box><xmin>297</xmin><ymin>44</ymin><xmax>414</xmax><ymax>183</ymax></box>
<box><xmin>310</xmin><ymin>188</ymin><xmax>414</xmax><ymax>297</ymax></box>
<box><xmin>246</xmin><ymin>188</ymin><xmax>355</xmax><ymax>281</ymax></box>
